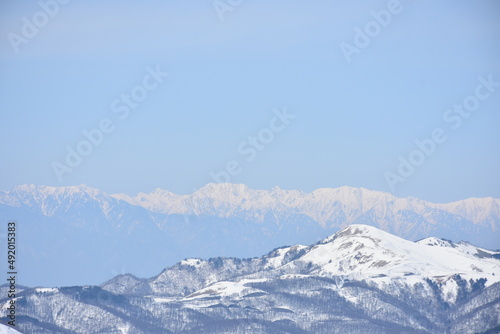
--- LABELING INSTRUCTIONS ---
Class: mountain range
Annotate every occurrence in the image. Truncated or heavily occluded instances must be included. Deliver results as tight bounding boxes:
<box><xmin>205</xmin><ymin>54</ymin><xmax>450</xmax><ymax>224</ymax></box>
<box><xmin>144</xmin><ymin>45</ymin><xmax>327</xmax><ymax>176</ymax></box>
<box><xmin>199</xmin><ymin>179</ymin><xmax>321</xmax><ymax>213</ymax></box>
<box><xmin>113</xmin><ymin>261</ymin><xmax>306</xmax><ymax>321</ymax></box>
<box><xmin>0</xmin><ymin>183</ymin><xmax>499</xmax><ymax>287</ymax></box>
<box><xmin>1</xmin><ymin>224</ymin><xmax>499</xmax><ymax>333</ymax></box>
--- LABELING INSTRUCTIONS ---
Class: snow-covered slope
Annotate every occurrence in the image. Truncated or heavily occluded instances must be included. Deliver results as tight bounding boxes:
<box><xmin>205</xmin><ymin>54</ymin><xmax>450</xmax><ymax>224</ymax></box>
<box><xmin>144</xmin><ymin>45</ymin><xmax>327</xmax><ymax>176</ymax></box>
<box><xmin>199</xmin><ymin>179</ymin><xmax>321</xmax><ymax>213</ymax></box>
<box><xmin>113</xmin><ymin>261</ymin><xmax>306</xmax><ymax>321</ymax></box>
<box><xmin>0</xmin><ymin>324</ymin><xmax>22</xmax><ymax>334</ymax></box>
<box><xmin>167</xmin><ymin>225</ymin><xmax>500</xmax><ymax>306</ymax></box>
<box><xmin>298</xmin><ymin>225</ymin><xmax>499</xmax><ymax>283</ymax></box>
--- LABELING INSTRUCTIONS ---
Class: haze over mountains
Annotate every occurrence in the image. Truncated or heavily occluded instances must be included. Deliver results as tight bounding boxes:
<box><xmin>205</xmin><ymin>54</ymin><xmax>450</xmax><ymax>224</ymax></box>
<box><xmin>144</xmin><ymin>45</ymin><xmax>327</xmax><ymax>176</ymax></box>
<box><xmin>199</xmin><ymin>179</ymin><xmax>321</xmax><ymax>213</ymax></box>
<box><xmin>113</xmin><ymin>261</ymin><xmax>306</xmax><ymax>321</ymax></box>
<box><xmin>1</xmin><ymin>225</ymin><xmax>499</xmax><ymax>333</ymax></box>
<box><xmin>0</xmin><ymin>184</ymin><xmax>499</xmax><ymax>287</ymax></box>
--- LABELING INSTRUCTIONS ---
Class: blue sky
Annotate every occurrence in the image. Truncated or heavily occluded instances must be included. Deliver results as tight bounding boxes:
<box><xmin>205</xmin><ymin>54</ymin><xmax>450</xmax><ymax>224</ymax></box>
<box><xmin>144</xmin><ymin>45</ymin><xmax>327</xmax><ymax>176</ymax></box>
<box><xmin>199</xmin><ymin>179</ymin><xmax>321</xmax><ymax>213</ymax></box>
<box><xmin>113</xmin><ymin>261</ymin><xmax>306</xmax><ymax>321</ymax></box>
<box><xmin>0</xmin><ymin>0</ymin><xmax>499</xmax><ymax>202</ymax></box>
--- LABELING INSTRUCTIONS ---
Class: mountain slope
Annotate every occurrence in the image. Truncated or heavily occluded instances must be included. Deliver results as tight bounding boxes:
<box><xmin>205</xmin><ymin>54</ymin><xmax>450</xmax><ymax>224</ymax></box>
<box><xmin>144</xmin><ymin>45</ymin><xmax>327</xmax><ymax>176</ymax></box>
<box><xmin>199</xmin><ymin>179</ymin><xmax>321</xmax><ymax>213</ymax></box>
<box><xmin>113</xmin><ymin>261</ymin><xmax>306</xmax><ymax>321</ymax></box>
<box><xmin>0</xmin><ymin>324</ymin><xmax>22</xmax><ymax>334</ymax></box>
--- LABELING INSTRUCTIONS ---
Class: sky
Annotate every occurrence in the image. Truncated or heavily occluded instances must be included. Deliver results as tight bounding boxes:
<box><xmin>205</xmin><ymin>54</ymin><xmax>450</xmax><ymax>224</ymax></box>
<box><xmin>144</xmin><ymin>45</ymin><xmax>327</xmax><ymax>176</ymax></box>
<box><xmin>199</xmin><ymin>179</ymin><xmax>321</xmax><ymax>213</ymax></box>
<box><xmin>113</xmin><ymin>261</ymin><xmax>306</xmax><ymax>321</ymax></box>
<box><xmin>0</xmin><ymin>0</ymin><xmax>499</xmax><ymax>203</ymax></box>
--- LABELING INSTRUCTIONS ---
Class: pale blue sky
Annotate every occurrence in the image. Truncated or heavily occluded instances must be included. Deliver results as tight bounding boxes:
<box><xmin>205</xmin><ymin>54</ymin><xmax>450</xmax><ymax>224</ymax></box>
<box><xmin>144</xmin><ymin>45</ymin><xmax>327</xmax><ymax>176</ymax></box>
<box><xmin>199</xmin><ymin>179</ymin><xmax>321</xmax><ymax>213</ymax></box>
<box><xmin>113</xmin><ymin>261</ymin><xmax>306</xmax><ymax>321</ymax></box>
<box><xmin>0</xmin><ymin>0</ymin><xmax>499</xmax><ymax>202</ymax></box>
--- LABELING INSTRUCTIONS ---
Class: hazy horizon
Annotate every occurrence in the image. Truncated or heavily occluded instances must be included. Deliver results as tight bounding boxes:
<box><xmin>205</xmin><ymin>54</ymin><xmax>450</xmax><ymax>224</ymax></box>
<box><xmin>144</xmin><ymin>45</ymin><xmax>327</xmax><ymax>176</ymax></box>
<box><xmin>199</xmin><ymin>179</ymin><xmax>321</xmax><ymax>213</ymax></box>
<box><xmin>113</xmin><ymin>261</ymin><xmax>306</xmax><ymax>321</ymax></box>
<box><xmin>3</xmin><ymin>182</ymin><xmax>500</xmax><ymax>204</ymax></box>
<box><xmin>1</xmin><ymin>0</ymin><xmax>499</xmax><ymax>202</ymax></box>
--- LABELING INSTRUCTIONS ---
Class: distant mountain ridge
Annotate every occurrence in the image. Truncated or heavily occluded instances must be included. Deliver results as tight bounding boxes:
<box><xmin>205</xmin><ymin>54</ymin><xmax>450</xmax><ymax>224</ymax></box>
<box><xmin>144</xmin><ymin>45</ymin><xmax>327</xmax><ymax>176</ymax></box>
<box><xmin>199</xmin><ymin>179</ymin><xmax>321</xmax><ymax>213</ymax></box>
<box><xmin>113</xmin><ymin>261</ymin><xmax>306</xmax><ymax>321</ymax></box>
<box><xmin>0</xmin><ymin>184</ymin><xmax>499</xmax><ymax>287</ymax></box>
<box><xmin>4</xmin><ymin>183</ymin><xmax>500</xmax><ymax>226</ymax></box>
<box><xmin>2</xmin><ymin>225</ymin><xmax>499</xmax><ymax>334</ymax></box>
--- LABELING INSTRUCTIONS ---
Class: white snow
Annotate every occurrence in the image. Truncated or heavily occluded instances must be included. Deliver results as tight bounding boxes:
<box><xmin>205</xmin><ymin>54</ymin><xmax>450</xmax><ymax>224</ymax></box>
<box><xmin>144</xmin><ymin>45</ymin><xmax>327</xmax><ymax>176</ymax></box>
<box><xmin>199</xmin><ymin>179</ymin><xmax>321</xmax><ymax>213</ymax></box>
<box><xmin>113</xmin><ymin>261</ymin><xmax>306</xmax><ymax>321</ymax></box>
<box><xmin>153</xmin><ymin>297</ymin><xmax>178</xmax><ymax>303</ymax></box>
<box><xmin>35</xmin><ymin>288</ymin><xmax>58</xmax><ymax>294</ymax></box>
<box><xmin>338</xmin><ymin>289</ymin><xmax>358</xmax><ymax>304</ymax></box>
<box><xmin>264</xmin><ymin>245</ymin><xmax>307</xmax><ymax>269</ymax></box>
<box><xmin>183</xmin><ymin>278</ymin><xmax>269</xmax><ymax>300</ymax></box>
<box><xmin>0</xmin><ymin>324</ymin><xmax>22</xmax><ymax>334</ymax></box>
<box><xmin>117</xmin><ymin>324</ymin><xmax>130</xmax><ymax>333</ymax></box>
<box><xmin>440</xmin><ymin>278</ymin><xmax>459</xmax><ymax>304</ymax></box>
<box><xmin>418</xmin><ymin>237</ymin><xmax>498</xmax><ymax>258</ymax></box>
<box><xmin>179</xmin><ymin>259</ymin><xmax>203</xmax><ymax>268</ymax></box>
<box><xmin>178</xmin><ymin>225</ymin><xmax>499</xmax><ymax>306</ymax></box>
<box><xmin>2</xmin><ymin>183</ymin><xmax>499</xmax><ymax>231</ymax></box>
<box><xmin>279</xmin><ymin>225</ymin><xmax>500</xmax><ymax>297</ymax></box>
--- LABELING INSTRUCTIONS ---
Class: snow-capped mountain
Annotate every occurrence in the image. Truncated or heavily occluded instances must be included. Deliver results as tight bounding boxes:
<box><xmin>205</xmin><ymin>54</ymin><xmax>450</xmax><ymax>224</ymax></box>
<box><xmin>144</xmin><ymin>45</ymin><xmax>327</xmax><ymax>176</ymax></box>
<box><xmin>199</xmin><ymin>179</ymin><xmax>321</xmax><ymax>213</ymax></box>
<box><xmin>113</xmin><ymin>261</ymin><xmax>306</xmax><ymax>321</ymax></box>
<box><xmin>3</xmin><ymin>183</ymin><xmax>499</xmax><ymax>235</ymax></box>
<box><xmin>0</xmin><ymin>184</ymin><xmax>499</xmax><ymax>287</ymax></box>
<box><xmin>115</xmin><ymin>183</ymin><xmax>500</xmax><ymax>231</ymax></box>
<box><xmin>2</xmin><ymin>225</ymin><xmax>499</xmax><ymax>333</ymax></box>
<box><xmin>107</xmin><ymin>225</ymin><xmax>500</xmax><ymax>301</ymax></box>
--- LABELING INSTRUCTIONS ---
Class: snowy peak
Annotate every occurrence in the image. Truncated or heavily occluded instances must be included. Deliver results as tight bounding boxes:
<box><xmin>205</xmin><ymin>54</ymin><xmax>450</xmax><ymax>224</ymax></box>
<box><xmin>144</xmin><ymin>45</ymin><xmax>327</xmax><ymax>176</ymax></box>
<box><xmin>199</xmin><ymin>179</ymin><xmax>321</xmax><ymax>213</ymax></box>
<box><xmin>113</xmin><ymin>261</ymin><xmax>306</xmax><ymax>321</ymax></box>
<box><xmin>297</xmin><ymin>224</ymin><xmax>415</xmax><ymax>276</ymax></box>
<box><xmin>3</xmin><ymin>184</ymin><xmax>106</xmax><ymax>204</ymax></box>
<box><xmin>417</xmin><ymin>237</ymin><xmax>455</xmax><ymax>248</ymax></box>
<box><xmin>289</xmin><ymin>224</ymin><xmax>500</xmax><ymax>287</ymax></box>
<box><xmin>2</xmin><ymin>184</ymin><xmax>498</xmax><ymax>227</ymax></box>
<box><xmin>144</xmin><ymin>224</ymin><xmax>500</xmax><ymax>298</ymax></box>
<box><xmin>131</xmin><ymin>184</ymin><xmax>499</xmax><ymax>229</ymax></box>
<box><xmin>196</xmin><ymin>182</ymin><xmax>251</xmax><ymax>196</ymax></box>
<box><xmin>262</xmin><ymin>244</ymin><xmax>308</xmax><ymax>269</ymax></box>
<box><xmin>320</xmin><ymin>224</ymin><xmax>389</xmax><ymax>242</ymax></box>
<box><xmin>417</xmin><ymin>237</ymin><xmax>500</xmax><ymax>260</ymax></box>
<box><xmin>111</xmin><ymin>224</ymin><xmax>500</xmax><ymax>309</ymax></box>
<box><xmin>117</xmin><ymin>188</ymin><xmax>181</xmax><ymax>214</ymax></box>
<box><xmin>0</xmin><ymin>184</ymin><xmax>109</xmax><ymax>214</ymax></box>
<box><xmin>310</xmin><ymin>186</ymin><xmax>394</xmax><ymax>205</ymax></box>
<box><xmin>11</xmin><ymin>184</ymin><xmax>102</xmax><ymax>197</ymax></box>
<box><xmin>434</xmin><ymin>197</ymin><xmax>500</xmax><ymax>225</ymax></box>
